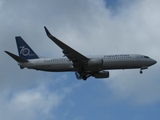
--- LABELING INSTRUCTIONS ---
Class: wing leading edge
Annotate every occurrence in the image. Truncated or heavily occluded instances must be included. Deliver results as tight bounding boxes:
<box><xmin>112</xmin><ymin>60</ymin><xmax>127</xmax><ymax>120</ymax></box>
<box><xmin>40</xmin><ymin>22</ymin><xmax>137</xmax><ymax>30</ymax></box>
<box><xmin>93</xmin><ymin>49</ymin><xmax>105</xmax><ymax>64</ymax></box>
<box><xmin>44</xmin><ymin>26</ymin><xmax>89</xmax><ymax>69</ymax></box>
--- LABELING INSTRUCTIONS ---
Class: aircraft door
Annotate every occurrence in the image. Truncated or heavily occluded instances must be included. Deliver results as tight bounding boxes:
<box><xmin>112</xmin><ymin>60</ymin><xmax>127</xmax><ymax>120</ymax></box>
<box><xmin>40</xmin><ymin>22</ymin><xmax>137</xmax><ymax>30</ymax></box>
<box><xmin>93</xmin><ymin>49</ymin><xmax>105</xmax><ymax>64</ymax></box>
<box><xmin>134</xmin><ymin>56</ymin><xmax>141</xmax><ymax>67</ymax></box>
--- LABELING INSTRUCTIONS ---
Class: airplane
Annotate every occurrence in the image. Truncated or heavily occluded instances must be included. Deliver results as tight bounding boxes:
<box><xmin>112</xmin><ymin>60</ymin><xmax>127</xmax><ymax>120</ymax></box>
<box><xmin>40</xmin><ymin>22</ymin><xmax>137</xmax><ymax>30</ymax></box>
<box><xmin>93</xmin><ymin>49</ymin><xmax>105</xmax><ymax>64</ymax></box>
<box><xmin>5</xmin><ymin>26</ymin><xmax>157</xmax><ymax>80</ymax></box>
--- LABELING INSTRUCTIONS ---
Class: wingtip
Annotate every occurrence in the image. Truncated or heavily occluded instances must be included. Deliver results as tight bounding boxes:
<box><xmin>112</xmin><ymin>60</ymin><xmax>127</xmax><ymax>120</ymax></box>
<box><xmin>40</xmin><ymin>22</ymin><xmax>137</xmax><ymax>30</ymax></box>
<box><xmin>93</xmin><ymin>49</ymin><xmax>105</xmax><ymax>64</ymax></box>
<box><xmin>4</xmin><ymin>51</ymin><xmax>28</xmax><ymax>63</ymax></box>
<box><xmin>4</xmin><ymin>51</ymin><xmax>9</xmax><ymax>54</ymax></box>
<box><xmin>4</xmin><ymin>51</ymin><xmax>12</xmax><ymax>56</ymax></box>
<box><xmin>44</xmin><ymin>26</ymin><xmax>51</xmax><ymax>36</ymax></box>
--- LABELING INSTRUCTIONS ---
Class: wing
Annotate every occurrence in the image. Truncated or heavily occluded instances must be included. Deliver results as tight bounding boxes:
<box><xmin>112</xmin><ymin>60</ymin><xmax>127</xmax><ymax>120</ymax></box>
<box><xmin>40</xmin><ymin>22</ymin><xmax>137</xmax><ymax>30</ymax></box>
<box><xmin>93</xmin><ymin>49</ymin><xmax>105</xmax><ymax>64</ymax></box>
<box><xmin>44</xmin><ymin>26</ymin><xmax>89</xmax><ymax>69</ymax></box>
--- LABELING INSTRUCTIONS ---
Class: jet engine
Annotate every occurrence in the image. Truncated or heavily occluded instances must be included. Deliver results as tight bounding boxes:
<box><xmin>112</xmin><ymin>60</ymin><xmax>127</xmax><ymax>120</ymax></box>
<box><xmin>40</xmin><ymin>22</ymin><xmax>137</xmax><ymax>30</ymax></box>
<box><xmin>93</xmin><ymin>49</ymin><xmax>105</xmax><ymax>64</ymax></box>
<box><xmin>93</xmin><ymin>71</ymin><xmax>109</xmax><ymax>78</ymax></box>
<box><xmin>87</xmin><ymin>59</ymin><xmax>103</xmax><ymax>68</ymax></box>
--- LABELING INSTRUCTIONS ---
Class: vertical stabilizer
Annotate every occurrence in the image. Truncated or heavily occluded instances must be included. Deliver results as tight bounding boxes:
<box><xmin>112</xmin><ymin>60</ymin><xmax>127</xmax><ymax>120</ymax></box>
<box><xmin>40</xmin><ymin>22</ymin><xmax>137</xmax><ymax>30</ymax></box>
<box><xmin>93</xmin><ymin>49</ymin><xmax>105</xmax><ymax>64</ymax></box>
<box><xmin>15</xmin><ymin>36</ymin><xmax>39</xmax><ymax>59</ymax></box>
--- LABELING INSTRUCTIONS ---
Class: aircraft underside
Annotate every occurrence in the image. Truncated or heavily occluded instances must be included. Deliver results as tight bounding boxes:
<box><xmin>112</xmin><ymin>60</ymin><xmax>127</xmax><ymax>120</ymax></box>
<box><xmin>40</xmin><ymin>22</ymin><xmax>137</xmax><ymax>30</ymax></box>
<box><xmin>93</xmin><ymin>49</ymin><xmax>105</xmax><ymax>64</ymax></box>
<box><xmin>24</xmin><ymin>60</ymin><xmax>150</xmax><ymax>80</ymax></box>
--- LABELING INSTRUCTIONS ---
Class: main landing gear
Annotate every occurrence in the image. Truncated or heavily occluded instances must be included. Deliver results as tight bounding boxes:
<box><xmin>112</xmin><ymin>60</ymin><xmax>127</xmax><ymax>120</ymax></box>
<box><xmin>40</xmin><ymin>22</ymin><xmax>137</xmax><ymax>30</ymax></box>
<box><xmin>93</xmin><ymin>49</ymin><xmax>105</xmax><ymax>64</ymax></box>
<box><xmin>82</xmin><ymin>76</ymin><xmax>87</xmax><ymax>80</ymax></box>
<box><xmin>75</xmin><ymin>65</ymin><xmax>92</xmax><ymax>80</ymax></box>
<box><xmin>75</xmin><ymin>72</ymin><xmax>89</xmax><ymax>80</ymax></box>
<box><xmin>79</xmin><ymin>65</ymin><xmax>87</xmax><ymax>80</ymax></box>
<box><xmin>75</xmin><ymin>66</ymin><xmax>88</xmax><ymax>80</ymax></box>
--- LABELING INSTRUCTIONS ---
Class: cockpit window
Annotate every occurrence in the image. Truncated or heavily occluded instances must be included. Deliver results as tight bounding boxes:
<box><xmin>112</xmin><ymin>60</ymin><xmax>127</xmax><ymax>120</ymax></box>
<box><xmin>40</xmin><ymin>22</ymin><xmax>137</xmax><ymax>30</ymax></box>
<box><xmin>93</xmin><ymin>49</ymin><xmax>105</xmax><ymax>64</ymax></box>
<box><xmin>144</xmin><ymin>56</ymin><xmax>149</xmax><ymax>58</ymax></box>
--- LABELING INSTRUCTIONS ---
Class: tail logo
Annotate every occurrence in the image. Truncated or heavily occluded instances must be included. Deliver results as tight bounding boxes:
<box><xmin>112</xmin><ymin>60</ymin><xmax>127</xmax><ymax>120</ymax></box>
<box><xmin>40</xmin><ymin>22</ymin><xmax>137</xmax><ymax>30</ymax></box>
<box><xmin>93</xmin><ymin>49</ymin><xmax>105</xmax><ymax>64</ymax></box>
<box><xmin>20</xmin><ymin>46</ymin><xmax>30</xmax><ymax>56</ymax></box>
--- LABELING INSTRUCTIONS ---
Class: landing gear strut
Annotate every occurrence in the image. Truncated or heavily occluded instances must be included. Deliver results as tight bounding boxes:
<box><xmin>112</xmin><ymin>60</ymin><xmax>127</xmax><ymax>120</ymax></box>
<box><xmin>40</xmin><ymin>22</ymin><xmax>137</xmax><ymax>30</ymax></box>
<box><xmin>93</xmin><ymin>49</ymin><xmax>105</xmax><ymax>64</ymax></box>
<box><xmin>78</xmin><ymin>65</ymin><xmax>87</xmax><ymax>80</ymax></box>
<box><xmin>75</xmin><ymin>71</ymin><xmax>90</xmax><ymax>81</ymax></box>
<box><xmin>139</xmin><ymin>66</ymin><xmax>148</xmax><ymax>74</ymax></box>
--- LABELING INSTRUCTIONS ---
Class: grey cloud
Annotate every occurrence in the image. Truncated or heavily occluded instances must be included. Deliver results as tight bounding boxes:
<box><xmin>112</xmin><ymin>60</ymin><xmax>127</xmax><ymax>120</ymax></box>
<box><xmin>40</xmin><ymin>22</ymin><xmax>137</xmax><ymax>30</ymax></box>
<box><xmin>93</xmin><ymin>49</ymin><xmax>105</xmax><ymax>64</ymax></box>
<box><xmin>101</xmin><ymin>0</ymin><xmax>160</xmax><ymax>105</ymax></box>
<box><xmin>0</xmin><ymin>0</ymin><xmax>160</xmax><ymax>119</ymax></box>
<box><xmin>0</xmin><ymin>74</ymin><xmax>72</xmax><ymax>120</ymax></box>
<box><xmin>105</xmin><ymin>69</ymin><xmax>160</xmax><ymax>105</ymax></box>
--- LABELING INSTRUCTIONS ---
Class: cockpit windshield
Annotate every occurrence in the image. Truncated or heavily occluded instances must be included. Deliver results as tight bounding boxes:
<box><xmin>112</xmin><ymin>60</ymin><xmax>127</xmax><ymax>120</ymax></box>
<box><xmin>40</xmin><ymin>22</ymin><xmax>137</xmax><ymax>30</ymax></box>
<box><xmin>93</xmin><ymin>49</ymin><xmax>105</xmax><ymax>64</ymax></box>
<box><xmin>144</xmin><ymin>56</ymin><xmax>149</xmax><ymax>58</ymax></box>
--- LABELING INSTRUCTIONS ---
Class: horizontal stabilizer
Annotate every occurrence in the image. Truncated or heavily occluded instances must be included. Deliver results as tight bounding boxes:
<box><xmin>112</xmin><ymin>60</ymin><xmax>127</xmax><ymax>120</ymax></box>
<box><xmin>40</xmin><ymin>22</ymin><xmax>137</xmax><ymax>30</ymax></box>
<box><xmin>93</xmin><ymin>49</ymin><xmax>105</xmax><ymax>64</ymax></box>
<box><xmin>5</xmin><ymin>51</ymin><xmax>28</xmax><ymax>63</ymax></box>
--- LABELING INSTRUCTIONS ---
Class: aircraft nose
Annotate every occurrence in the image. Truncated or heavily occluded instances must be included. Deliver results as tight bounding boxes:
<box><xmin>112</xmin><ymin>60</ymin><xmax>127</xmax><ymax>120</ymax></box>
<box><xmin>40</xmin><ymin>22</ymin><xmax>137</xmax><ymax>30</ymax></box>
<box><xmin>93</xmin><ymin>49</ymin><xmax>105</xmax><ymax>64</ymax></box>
<box><xmin>152</xmin><ymin>59</ymin><xmax>157</xmax><ymax>65</ymax></box>
<box><xmin>154</xmin><ymin>60</ymin><xmax>157</xmax><ymax>64</ymax></box>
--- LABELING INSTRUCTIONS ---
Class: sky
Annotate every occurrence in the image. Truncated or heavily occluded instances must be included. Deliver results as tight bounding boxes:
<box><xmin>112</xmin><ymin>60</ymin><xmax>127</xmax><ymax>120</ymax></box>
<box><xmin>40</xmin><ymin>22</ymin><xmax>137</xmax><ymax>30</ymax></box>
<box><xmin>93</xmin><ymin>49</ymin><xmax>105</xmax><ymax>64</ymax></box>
<box><xmin>1</xmin><ymin>0</ymin><xmax>160</xmax><ymax>120</ymax></box>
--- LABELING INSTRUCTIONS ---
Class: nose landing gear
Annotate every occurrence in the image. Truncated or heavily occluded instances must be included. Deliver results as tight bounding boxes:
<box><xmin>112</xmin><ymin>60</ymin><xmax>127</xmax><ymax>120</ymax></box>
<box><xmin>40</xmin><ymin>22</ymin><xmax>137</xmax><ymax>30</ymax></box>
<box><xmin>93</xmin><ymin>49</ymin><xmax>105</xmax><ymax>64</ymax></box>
<box><xmin>140</xmin><ymin>66</ymin><xmax>148</xmax><ymax>74</ymax></box>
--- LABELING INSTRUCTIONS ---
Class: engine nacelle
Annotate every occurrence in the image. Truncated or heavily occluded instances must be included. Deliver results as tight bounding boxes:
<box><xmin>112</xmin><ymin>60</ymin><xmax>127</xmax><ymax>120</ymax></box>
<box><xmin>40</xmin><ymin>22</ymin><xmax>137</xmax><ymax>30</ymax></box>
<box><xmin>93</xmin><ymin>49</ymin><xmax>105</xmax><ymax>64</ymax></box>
<box><xmin>87</xmin><ymin>59</ymin><xmax>103</xmax><ymax>68</ymax></box>
<box><xmin>93</xmin><ymin>71</ymin><xmax>109</xmax><ymax>78</ymax></box>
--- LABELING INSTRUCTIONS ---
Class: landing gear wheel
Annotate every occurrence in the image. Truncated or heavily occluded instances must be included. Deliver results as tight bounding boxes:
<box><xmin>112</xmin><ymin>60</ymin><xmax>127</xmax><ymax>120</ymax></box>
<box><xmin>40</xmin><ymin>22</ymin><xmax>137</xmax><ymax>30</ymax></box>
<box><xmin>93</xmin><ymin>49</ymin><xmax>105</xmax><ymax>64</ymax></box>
<box><xmin>82</xmin><ymin>76</ymin><xmax>87</xmax><ymax>80</ymax></box>
<box><xmin>140</xmin><ymin>70</ymin><xmax>143</xmax><ymax>74</ymax></box>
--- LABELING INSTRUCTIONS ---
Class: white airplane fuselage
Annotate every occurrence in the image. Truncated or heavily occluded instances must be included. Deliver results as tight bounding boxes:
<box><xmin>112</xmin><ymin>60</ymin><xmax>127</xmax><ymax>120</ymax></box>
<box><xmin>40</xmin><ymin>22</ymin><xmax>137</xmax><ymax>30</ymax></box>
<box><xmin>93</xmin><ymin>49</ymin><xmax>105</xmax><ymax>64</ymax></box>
<box><xmin>5</xmin><ymin>27</ymin><xmax>157</xmax><ymax>80</ymax></box>
<box><xmin>19</xmin><ymin>54</ymin><xmax>156</xmax><ymax>72</ymax></box>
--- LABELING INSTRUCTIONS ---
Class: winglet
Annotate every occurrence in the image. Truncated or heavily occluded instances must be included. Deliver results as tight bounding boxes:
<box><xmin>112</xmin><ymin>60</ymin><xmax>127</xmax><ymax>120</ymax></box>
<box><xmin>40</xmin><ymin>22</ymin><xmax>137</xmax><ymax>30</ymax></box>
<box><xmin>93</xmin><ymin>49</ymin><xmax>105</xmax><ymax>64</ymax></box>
<box><xmin>44</xmin><ymin>26</ymin><xmax>51</xmax><ymax>36</ymax></box>
<box><xmin>44</xmin><ymin>26</ymin><xmax>60</xmax><ymax>40</ymax></box>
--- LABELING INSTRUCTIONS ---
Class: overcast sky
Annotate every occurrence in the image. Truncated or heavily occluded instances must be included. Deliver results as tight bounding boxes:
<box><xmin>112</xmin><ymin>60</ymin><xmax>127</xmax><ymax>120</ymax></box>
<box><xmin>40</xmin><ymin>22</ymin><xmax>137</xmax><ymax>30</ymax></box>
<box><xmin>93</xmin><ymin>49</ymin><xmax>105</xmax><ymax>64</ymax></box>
<box><xmin>1</xmin><ymin>0</ymin><xmax>160</xmax><ymax>120</ymax></box>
